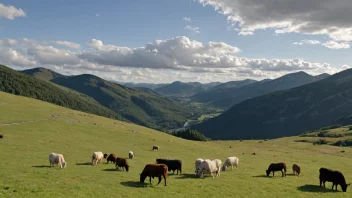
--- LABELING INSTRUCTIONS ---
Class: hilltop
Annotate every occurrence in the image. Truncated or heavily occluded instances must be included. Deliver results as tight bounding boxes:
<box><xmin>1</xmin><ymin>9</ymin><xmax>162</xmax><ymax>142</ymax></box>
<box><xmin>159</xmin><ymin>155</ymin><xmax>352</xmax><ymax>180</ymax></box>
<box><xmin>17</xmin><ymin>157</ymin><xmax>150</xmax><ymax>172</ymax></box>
<box><xmin>0</xmin><ymin>91</ymin><xmax>351</xmax><ymax>197</ymax></box>
<box><xmin>192</xmin><ymin>71</ymin><xmax>330</xmax><ymax>109</ymax></box>
<box><xmin>192</xmin><ymin>68</ymin><xmax>352</xmax><ymax>140</ymax></box>
<box><xmin>155</xmin><ymin>81</ymin><xmax>221</xmax><ymax>98</ymax></box>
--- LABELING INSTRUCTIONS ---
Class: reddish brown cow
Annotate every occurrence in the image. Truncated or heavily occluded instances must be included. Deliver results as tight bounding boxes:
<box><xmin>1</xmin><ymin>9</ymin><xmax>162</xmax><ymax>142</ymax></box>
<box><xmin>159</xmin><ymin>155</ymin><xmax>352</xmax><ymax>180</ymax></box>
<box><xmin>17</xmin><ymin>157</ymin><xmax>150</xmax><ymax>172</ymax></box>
<box><xmin>140</xmin><ymin>164</ymin><xmax>168</xmax><ymax>186</ymax></box>
<box><xmin>106</xmin><ymin>153</ymin><xmax>117</xmax><ymax>164</ymax></box>
<box><xmin>266</xmin><ymin>162</ymin><xmax>286</xmax><ymax>177</ymax></box>
<box><xmin>115</xmin><ymin>157</ymin><xmax>129</xmax><ymax>172</ymax></box>
<box><xmin>292</xmin><ymin>164</ymin><xmax>301</xmax><ymax>176</ymax></box>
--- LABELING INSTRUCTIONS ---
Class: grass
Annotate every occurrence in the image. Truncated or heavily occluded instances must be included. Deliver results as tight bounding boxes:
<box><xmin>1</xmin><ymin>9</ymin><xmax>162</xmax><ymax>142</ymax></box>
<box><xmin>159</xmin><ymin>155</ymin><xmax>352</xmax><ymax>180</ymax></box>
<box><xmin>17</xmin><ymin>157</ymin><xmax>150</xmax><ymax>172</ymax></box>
<box><xmin>197</xmin><ymin>113</ymin><xmax>221</xmax><ymax>121</ymax></box>
<box><xmin>1</xmin><ymin>91</ymin><xmax>352</xmax><ymax>197</ymax></box>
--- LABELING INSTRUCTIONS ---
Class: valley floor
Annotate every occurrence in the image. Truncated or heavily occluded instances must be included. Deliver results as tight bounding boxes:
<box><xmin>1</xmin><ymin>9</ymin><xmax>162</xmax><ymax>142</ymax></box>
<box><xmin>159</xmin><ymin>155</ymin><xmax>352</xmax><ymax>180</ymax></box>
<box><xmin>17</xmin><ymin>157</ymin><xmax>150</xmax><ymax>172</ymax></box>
<box><xmin>0</xmin><ymin>92</ymin><xmax>352</xmax><ymax>198</ymax></box>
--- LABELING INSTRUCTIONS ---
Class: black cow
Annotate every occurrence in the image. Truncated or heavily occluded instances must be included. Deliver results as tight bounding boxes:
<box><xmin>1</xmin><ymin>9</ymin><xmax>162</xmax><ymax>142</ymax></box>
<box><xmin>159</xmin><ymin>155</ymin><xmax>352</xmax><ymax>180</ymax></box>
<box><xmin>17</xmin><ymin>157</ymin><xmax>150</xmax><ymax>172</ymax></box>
<box><xmin>319</xmin><ymin>167</ymin><xmax>350</xmax><ymax>192</ymax></box>
<box><xmin>156</xmin><ymin>158</ymin><xmax>182</xmax><ymax>175</ymax></box>
<box><xmin>266</xmin><ymin>162</ymin><xmax>286</xmax><ymax>177</ymax></box>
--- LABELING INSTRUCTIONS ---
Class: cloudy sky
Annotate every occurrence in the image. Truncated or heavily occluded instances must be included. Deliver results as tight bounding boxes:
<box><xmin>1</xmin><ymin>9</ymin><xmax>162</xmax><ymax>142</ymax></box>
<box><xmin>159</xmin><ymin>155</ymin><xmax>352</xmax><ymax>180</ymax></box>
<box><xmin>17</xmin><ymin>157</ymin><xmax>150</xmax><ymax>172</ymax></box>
<box><xmin>1</xmin><ymin>0</ymin><xmax>351</xmax><ymax>83</ymax></box>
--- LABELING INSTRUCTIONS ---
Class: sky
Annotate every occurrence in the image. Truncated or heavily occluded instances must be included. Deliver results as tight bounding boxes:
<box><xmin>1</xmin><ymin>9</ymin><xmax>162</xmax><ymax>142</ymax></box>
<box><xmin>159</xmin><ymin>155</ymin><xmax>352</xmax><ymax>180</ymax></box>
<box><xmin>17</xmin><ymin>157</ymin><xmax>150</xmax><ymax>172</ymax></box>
<box><xmin>1</xmin><ymin>0</ymin><xmax>352</xmax><ymax>83</ymax></box>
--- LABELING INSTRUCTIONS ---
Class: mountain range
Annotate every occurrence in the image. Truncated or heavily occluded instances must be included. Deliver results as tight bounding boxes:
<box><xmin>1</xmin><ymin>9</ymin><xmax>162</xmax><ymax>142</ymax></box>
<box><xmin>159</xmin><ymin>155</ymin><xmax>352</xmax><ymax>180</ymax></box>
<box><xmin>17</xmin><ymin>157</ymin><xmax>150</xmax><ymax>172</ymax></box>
<box><xmin>192</xmin><ymin>69</ymin><xmax>352</xmax><ymax>140</ymax></box>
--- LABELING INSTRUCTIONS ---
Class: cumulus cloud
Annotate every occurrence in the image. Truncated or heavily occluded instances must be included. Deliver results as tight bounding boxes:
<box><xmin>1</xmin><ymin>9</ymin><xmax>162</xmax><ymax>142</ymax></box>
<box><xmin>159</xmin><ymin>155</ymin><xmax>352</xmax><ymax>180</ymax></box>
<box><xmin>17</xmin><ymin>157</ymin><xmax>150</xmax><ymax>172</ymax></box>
<box><xmin>322</xmin><ymin>40</ymin><xmax>350</xmax><ymax>49</ymax></box>
<box><xmin>0</xmin><ymin>36</ymin><xmax>346</xmax><ymax>82</ymax></box>
<box><xmin>184</xmin><ymin>25</ymin><xmax>200</xmax><ymax>33</ymax></box>
<box><xmin>183</xmin><ymin>17</ymin><xmax>191</xmax><ymax>22</ymax></box>
<box><xmin>293</xmin><ymin>40</ymin><xmax>321</xmax><ymax>45</ymax></box>
<box><xmin>0</xmin><ymin>3</ymin><xmax>26</xmax><ymax>20</ymax></box>
<box><xmin>51</xmin><ymin>41</ymin><xmax>80</xmax><ymax>49</ymax></box>
<box><xmin>198</xmin><ymin>0</ymin><xmax>352</xmax><ymax>42</ymax></box>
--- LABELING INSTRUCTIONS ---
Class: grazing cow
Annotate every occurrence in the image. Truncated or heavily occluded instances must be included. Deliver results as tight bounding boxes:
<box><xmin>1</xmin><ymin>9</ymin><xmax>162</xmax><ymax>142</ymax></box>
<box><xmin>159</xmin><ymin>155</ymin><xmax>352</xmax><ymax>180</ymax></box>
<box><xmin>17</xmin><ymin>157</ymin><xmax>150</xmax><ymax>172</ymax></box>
<box><xmin>92</xmin><ymin>151</ymin><xmax>107</xmax><ymax>165</ymax></box>
<box><xmin>49</xmin><ymin>153</ymin><xmax>67</xmax><ymax>168</ymax></box>
<box><xmin>266</xmin><ymin>162</ymin><xmax>286</xmax><ymax>177</ymax></box>
<box><xmin>319</xmin><ymin>167</ymin><xmax>351</xmax><ymax>192</ymax></box>
<box><xmin>106</xmin><ymin>153</ymin><xmax>117</xmax><ymax>164</ymax></box>
<box><xmin>115</xmin><ymin>157</ymin><xmax>129</xmax><ymax>172</ymax></box>
<box><xmin>0</xmin><ymin>134</ymin><xmax>3</xmax><ymax>139</ymax></box>
<box><xmin>212</xmin><ymin>159</ymin><xmax>222</xmax><ymax>177</ymax></box>
<box><xmin>292</xmin><ymin>164</ymin><xmax>300</xmax><ymax>176</ymax></box>
<box><xmin>221</xmin><ymin>157</ymin><xmax>239</xmax><ymax>171</ymax></box>
<box><xmin>195</xmin><ymin>158</ymin><xmax>204</xmax><ymax>176</ymax></box>
<box><xmin>156</xmin><ymin>159</ymin><xmax>182</xmax><ymax>175</ymax></box>
<box><xmin>197</xmin><ymin>159</ymin><xmax>218</xmax><ymax>178</ymax></box>
<box><xmin>140</xmin><ymin>164</ymin><xmax>168</xmax><ymax>186</ymax></box>
<box><xmin>152</xmin><ymin>145</ymin><xmax>159</xmax><ymax>151</ymax></box>
<box><xmin>104</xmin><ymin>153</ymin><xmax>108</xmax><ymax>158</ymax></box>
<box><xmin>128</xmin><ymin>151</ymin><xmax>134</xmax><ymax>159</ymax></box>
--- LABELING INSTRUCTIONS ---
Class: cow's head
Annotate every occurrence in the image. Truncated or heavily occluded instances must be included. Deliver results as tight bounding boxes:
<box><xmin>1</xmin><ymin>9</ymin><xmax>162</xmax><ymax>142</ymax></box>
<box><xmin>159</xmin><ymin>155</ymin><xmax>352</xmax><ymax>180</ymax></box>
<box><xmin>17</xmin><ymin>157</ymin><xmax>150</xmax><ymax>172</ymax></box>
<box><xmin>103</xmin><ymin>154</ymin><xmax>108</xmax><ymax>159</ymax></box>
<box><xmin>342</xmin><ymin>183</ymin><xmax>351</xmax><ymax>192</ymax></box>
<box><xmin>266</xmin><ymin>170</ymin><xmax>270</xmax><ymax>176</ymax></box>
<box><xmin>155</xmin><ymin>158</ymin><xmax>160</xmax><ymax>163</ymax></box>
<box><xmin>62</xmin><ymin>162</ymin><xmax>67</xmax><ymax>168</ymax></box>
<box><xmin>140</xmin><ymin>173</ymin><xmax>146</xmax><ymax>183</ymax></box>
<box><xmin>221</xmin><ymin>165</ymin><xmax>226</xmax><ymax>171</ymax></box>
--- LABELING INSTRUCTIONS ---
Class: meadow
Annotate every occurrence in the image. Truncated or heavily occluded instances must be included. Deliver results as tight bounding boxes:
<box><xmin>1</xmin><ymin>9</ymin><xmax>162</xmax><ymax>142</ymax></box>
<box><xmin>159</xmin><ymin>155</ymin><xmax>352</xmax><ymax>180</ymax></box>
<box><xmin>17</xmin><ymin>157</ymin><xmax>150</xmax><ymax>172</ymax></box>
<box><xmin>1</xmin><ymin>91</ymin><xmax>352</xmax><ymax>198</ymax></box>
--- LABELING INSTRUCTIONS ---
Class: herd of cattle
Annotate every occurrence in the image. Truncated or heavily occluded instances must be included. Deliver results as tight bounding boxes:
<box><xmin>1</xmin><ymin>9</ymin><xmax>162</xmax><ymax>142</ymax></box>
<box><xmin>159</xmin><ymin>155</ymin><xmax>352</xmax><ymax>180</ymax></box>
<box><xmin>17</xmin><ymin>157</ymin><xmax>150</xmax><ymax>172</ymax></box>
<box><xmin>47</xmin><ymin>145</ymin><xmax>350</xmax><ymax>192</ymax></box>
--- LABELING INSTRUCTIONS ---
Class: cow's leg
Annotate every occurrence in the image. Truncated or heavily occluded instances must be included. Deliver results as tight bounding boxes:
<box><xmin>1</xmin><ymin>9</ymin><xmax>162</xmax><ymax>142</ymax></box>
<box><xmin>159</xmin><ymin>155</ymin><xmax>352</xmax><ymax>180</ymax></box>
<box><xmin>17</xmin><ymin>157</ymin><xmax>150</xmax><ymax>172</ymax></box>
<box><xmin>272</xmin><ymin>171</ymin><xmax>275</xmax><ymax>177</ymax></box>
<box><xmin>281</xmin><ymin>170</ymin><xmax>284</xmax><ymax>177</ymax></box>
<box><xmin>149</xmin><ymin>176</ymin><xmax>152</xmax><ymax>184</ymax></box>
<box><xmin>323</xmin><ymin>181</ymin><xmax>326</xmax><ymax>187</ymax></box>
<box><xmin>157</xmin><ymin>176</ymin><xmax>161</xmax><ymax>185</ymax></box>
<box><xmin>163</xmin><ymin>174</ymin><xmax>167</xmax><ymax>186</ymax></box>
<box><xmin>173</xmin><ymin>170</ymin><xmax>175</xmax><ymax>174</ymax></box>
<box><xmin>332</xmin><ymin>183</ymin><xmax>334</xmax><ymax>190</ymax></box>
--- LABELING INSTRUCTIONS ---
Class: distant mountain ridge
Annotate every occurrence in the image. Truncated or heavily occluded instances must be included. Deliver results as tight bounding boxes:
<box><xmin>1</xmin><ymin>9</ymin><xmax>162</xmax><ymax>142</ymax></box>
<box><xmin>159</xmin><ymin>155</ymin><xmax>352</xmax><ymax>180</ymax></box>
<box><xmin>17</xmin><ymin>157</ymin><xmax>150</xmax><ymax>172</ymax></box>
<box><xmin>192</xmin><ymin>69</ymin><xmax>352</xmax><ymax>140</ymax></box>
<box><xmin>154</xmin><ymin>81</ymin><xmax>221</xmax><ymax>97</ymax></box>
<box><xmin>192</xmin><ymin>71</ymin><xmax>331</xmax><ymax>109</ymax></box>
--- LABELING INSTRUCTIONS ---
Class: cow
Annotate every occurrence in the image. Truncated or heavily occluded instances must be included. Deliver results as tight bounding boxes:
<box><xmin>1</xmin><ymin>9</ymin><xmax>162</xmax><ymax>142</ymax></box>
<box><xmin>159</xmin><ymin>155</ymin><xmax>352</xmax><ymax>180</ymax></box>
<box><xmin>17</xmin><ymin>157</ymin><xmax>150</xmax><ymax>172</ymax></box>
<box><xmin>266</xmin><ymin>162</ymin><xmax>286</xmax><ymax>177</ymax></box>
<box><xmin>197</xmin><ymin>159</ymin><xmax>218</xmax><ymax>178</ymax></box>
<box><xmin>128</xmin><ymin>151</ymin><xmax>134</xmax><ymax>159</ymax></box>
<box><xmin>115</xmin><ymin>157</ymin><xmax>129</xmax><ymax>172</ymax></box>
<box><xmin>92</xmin><ymin>151</ymin><xmax>107</xmax><ymax>165</ymax></box>
<box><xmin>140</xmin><ymin>164</ymin><xmax>168</xmax><ymax>186</ymax></box>
<box><xmin>49</xmin><ymin>153</ymin><xmax>67</xmax><ymax>168</ymax></box>
<box><xmin>156</xmin><ymin>158</ymin><xmax>182</xmax><ymax>175</ymax></box>
<box><xmin>222</xmin><ymin>157</ymin><xmax>239</xmax><ymax>171</ymax></box>
<box><xmin>152</xmin><ymin>145</ymin><xmax>159</xmax><ymax>151</ymax></box>
<box><xmin>195</xmin><ymin>158</ymin><xmax>204</xmax><ymax>176</ymax></box>
<box><xmin>292</xmin><ymin>164</ymin><xmax>300</xmax><ymax>176</ymax></box>
<box><xmin>0</xmin><ymin>134</ymin><xmax>3</xmax><ymax>139</ymax></box>
<box><xmin>212</xmin><ymin>159</ymin><xmax>222</xmax><ymax>177</ymax></box>
<box><xmin>319</xmin><ymin>167</ymin><xmax>351</xmax><ymax>192</ymax></box>
<box><xmin>106</xmin><ymin>153</ymin><xmax>117</xmax><ymax>164</ymax></box>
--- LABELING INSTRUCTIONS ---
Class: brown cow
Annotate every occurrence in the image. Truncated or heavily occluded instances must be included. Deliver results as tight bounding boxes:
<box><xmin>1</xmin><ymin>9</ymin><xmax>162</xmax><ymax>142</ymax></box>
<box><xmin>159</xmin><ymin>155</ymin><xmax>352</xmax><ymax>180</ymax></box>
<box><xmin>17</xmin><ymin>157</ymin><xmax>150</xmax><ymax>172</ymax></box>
<box><xmin>320</xmin><ymin>167</ymin><xmax>351</xmax><ymax>192</ymax></box>
<box><xmin>115</xmin><ymin>157</ymin><xmax>129</xmax><ymax>172</ymax></box>
<box><xmin>0</xmin><ymin>134</ymin><xmax>3</xmax><ymax>139</ymax></box>
<box><xmin>106</xmin><ymin>153</ymin><xmax>117</xmax><ymax>164</ymax></box>
<box><xmin>140</xmin><ymin>164</ymin><xmax>168</xmax><ymax>186</ymax></box>
<box><xmin>152</xmin><ymin>145</ymin><xmax>159</xmax><ymax>151</ymax></box>
<box><xmin>292</xmin><ymin>164</ymin><xmax>300</xmax><ymax>176</ymax></box>
<box><xmin>266</xmin><ymin>162</ymin><xmax>286</xmax><ymax>177</ymax></box>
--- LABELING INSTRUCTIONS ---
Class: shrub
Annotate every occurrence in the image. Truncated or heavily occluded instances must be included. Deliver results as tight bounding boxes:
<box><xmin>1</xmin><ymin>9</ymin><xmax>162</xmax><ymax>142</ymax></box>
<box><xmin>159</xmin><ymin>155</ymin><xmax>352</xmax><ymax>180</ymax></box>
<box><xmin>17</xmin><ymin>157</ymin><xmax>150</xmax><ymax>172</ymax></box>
<box><xmin>314</xmin><ymin>139</ymin><xmax>329</xmax><ymax>145</ymax></box>
<box><xmin>171</xmin><ymin>129</ymin><xmax>210</xmax><ymax>141</ymax></box>
<box><xmin>332</xmin><ymin>139</ymin><xmax>352</xmax><ymax>147</ymax></box>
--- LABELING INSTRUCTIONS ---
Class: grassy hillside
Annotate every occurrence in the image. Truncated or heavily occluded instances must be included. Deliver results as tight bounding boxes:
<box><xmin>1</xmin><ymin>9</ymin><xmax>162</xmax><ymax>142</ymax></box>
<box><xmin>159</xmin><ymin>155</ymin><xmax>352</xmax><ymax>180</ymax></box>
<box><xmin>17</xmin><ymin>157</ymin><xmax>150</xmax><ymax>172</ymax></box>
<box><xmin>1</xmin><ymin>91</ymin><xmax>352</xmax><ymax>197</ymax></box>
<box><xmin>192</xmin><ymin>68</ymin><xmax>352</xmax><ymax>140</ymax></box>
<box><xmin>51</xmin><ymin>74</ymin><xmax>192</xmax><ymax>130</ymax></box>
<box><xmin>21</xmin><ymin>67</ymin><xmax>64</xmax><ymax>81</ymax></box>
<box><xmin>192</xmin><ymin>72</ymin><xmax>330</xmax><ymax>109</ymax></box>
<box><xmin>0</xmin><ymin>65</ymin><xmax>124</xmax><ymax>121</ymax></box>
<box><xmin>155</xmin><ymin>81</ymin><xmax>219</xmax><ymax>98</ymax></box>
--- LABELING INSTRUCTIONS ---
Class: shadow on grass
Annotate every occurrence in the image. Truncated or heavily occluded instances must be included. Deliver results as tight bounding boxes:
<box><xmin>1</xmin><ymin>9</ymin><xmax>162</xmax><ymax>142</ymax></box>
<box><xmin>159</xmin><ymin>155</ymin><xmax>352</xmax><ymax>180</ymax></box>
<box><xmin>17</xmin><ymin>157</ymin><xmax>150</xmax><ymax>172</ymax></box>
<box><xmin>286</xmin><ymin>173</ymin><xmax>299</xmax><ymax>177</ymax></box>
<box><xmin>102</xmin><ymin>168</ymin><xmax>117</xmax><ymax>172</ymax></box>
<box><xmin>297</xmin><ymin>184</ymin><xmax>333</xmax><ymax>193</ymax></box>
<box><xmin>175</xmin><ymin>174</ymin><xmax>198</xmax><ymax>179</ymax></box>
<box><xmin>252</xmin><ymin>175</ymin><xmax>271</xmax><ymax>178</ymax></box>
<box><xmin>75</xmin><ymin>162</ymin><xmax>92</xmax><ymax>166</ymax></box>
<box><xmin>32</xmin><ymin>165</ymin><xmax>50</xmax><ymax>168</ymax></box>
<box><xmin>120</xmin><ymin>181</ymin><xmax>148</xmax><ymax>188</ymax></box>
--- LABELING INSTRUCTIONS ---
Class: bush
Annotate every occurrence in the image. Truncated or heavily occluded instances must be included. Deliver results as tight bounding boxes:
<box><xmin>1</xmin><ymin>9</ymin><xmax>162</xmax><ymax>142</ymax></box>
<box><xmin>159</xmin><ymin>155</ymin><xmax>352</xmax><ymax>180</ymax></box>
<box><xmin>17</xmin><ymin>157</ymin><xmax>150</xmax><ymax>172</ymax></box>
<box><xmin>171</xmin><ymin>129</ymin><xmax>210</xmax><ymax>141</ymax></box>
<box><xmin>314</xmin><ymin>139</ymin><xmax>329</xmax><ymax>145</ymax></box>
<box><xmin>332</xmin><ymin>139</ymin><xmax>352</xmax><ymax>147</ymax></box>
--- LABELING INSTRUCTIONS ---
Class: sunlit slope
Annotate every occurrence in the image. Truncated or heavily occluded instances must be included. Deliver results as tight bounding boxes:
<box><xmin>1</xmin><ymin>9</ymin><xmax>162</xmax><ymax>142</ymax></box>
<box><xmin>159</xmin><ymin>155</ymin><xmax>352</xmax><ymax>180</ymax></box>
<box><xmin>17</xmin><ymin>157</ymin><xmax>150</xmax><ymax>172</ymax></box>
<box><xmin>0</xmin><ymin>91</ymin><xmax>352</xmax><ymax>198</ymax></box>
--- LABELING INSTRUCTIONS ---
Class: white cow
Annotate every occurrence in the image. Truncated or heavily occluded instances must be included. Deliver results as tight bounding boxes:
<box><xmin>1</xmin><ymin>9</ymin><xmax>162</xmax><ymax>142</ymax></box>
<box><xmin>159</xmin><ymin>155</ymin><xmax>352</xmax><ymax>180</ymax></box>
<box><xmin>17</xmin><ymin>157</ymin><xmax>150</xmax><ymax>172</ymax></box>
<box><xmin>212</xmin><ymin>159</ymin><xmax>222</xmax><ymax>177</ymax></box>
<box><xmin>195</xmin><ymin>158</ymin><xmax>204</xmax><ymax>176</ymax></box>
<box><xmin>197</xmin><ymin>159</ymin><xmax>218</xmax><ymax>178</ymax></box>
<box><xmin>92</xmin><ymin>151</ymin><xmax>105</xmax><ymax>165</ymax></box>
<box><xmin>128</xmin><ymin>151</ymin><xmax>134</xmax><ymax>159</ymax></box>
<box><xmin>49</xmin><ymin>153</ymin><xmax>67</xmax><ymax>168</ymax></box>
<box><xmin>221</xmin><ymin>157</ymin><xmax>239</xmax><ymax>171</ymax></box>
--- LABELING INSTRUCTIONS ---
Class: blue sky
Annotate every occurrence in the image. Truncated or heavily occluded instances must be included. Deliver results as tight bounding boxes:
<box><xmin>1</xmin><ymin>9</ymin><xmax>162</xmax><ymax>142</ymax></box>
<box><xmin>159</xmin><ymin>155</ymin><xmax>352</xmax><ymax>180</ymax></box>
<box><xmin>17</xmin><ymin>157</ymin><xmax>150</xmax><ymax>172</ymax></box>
<box><xmin>1</xmin><ymin>0</ymin><xmax>351</xmax><ymax>83</ymax></box>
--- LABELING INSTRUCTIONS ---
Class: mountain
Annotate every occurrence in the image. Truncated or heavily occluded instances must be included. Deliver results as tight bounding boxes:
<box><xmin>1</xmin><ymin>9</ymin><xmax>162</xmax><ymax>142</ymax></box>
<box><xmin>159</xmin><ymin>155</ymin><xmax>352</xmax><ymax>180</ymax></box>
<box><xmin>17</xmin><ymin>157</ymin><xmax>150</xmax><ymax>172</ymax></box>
<box><xmin>155</xmin><ymin>81</ymin><xmax>215</xmax><ymax>97</ymax></box>
<box><xmin>193</xmin><ymin>71</ymin><xmax>330</xmax><ymax>109</ymax></box>
<box><xmin>48</xmin><ymin>74</ymin><xmax>193</xmax><ymax>130</ymax></box>
<box><xmin>191</xmin><ymin>79</ymin><xmax>257</xmax><ymax>103</ymax></box>
<box><xmin>192</xmin><ymin>69</ymin><xmax>352</xmax><ymax>140</ymax></box>
<box><xmin>21</xmin><ymin>67</ymin><xmax>64</xmax><ymax>81</ymax></box>
<box><xmin>0</xmin><ymin>65</ymin><xmax>124</xmax><ymax>121</ymax></box>
<box><xmin>120</xmin><ymin>82</ymin><xmax>167</xmax><ymax>89</ymax></box>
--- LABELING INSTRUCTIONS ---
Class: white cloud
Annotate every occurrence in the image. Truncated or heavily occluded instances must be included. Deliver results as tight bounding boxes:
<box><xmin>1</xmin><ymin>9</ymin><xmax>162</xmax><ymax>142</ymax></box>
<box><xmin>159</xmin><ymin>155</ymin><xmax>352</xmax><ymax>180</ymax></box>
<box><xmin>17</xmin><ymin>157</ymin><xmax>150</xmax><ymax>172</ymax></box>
<box><xmin>322</xmin><ymin>40</ymin><xmax>350</xmax><ymax>49</ymax></box>
<box><xmin>184</xmin><ymin>25</ymin><xmax>200</xmax><ymax>33</ymax></box>
<box><xmin>0</xmin><ymin>3</ymin><xmax>26</xmax><ymax>20</ymax></box>
<box><xmin>0</xmin><ymin>36</ymin><xmax>347</xmax><ymax>83</ymax></box>
<box><xmin>51</xmin><ymin>41</ymin><xmax>80</xmax><ymax>49</ymax></box>
<box><xmin>293</xmin><ymin>40</ymin><xmax>321</xmax><ymax>45</ymax></box>
<box><xmin>198</xmin><ymin>0</ymin><xmax>352</xmax><ymax>43</ymax></box>
<box><xmin>183</xmin><ymin>17</ymin><xmax>191</xmax><ymax>22</ymax></box>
